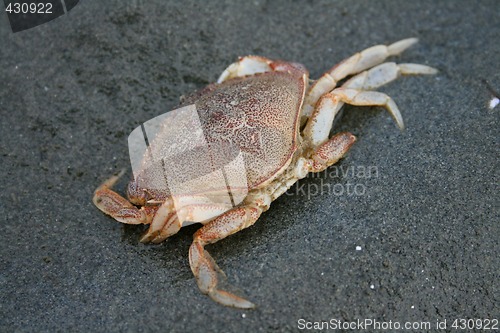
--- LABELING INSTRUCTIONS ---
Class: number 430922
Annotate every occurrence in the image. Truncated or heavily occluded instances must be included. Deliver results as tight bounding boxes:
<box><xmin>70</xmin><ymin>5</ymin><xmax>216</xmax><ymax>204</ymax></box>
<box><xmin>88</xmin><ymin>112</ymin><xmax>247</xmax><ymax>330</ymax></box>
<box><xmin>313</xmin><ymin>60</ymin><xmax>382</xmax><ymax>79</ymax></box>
<box><xmin>5</xmin><ymin>2</ymin><xmax>53</xmax><ymax>14</ymax></box>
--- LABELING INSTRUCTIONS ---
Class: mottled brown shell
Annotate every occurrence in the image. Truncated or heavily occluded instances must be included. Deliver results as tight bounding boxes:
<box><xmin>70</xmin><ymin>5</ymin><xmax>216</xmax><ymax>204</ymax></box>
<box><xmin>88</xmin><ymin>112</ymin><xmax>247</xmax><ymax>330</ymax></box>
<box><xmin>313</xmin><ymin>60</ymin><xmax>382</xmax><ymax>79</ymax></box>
<box><xmin>131</xmin><ymin>69</ymin><xmax>306</xmax><ymax>199</ymax></box>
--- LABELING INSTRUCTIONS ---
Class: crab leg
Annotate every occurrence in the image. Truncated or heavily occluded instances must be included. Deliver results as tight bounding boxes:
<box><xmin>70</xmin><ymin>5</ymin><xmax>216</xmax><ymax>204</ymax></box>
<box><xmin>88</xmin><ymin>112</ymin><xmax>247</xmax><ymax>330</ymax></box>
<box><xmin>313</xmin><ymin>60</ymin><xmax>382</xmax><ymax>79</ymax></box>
<box><xmin>93</xmin><ymin>171</ymin><xmax>152</xmax><ymax>225</ymax></box>
<box><xmin>217</xmin><ymin>55</ymin><xmax>307</xmax><ymax>83</ymax></box>
<box><xmin>303</xmin><ymin>38</ymin><xmax>420</xmax><ymax>119</ymax></box>
<box><xmin>342</xmin><ymin>62</ymin><xmax>437</xmax><ymax>91</ymax></box>
<box><xmin>139</xmin><ymin>198</ymin><xmax>177</xmax><ymax>243</ymax></box>
<box><xmin>335</xmin><ymin>88</ymin><xmax>404</xmax><ymax>126</ymax></box>
<box><xmin>303</xmin><ymin>62</ymin><xmax>437</xmax><ymax>147</ymax></box>
<box><xmin>303</xmin><ymin>89</ymin><xmax>401</xmax><ymax>149</ymax></box>
<box><xmin>189</xmin><ymin>205</ymin><xmax>262</xmax><ymax>309</ymax></box>
<box><xmin>142</xmin><ymin>202</ymin><xmax>234</xmax><ymax>243</ymax></box>
<box><xmin>217</xmin><ymin>56</ymin><xmax>272</xmax><ymax>83</ymax></box>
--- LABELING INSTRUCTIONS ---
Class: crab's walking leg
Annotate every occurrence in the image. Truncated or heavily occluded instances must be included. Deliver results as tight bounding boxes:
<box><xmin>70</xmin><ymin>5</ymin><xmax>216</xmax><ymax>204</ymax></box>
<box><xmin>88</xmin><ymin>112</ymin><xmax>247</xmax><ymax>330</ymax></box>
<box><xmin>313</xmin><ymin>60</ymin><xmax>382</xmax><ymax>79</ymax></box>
<box><xmin>303</xmin><ymin>62</ymin><xmax>437</xmax><ymax>147</ymax></box>
<box><xmin>303</xmin><ymin>89</ymin><xmax>401</xmax><ymax>149</ymax></box>
<box><xmin>342</xmin><ymin>62</ymin><xmax>437</xmax><ymax>91</ymax></box>
<box><xmin>189</xmin><ymin>205</ymin><xmax>262</xmax><ymax>309</ymax></box>
<box><xmin>139</xmin><ymin>199</ymin><xmax>177</xmax><ymax>243</ymax></box>
<box><xmin>142</xmin><ymin>202</ymin><xmax>234</xmax><ymax>243</ymax></box>
<box><xmin>93</xmin><ymin>171</ymin><xmax>152</xmax><ymax>225</ymax></box>
<box><xmin>303</xmin><ymin>38</ymin><xmax>420</xmax><ymax>119</ymax></box>
<box><xmin>217</xmin><ymin>55</ymin><xmax>305</xmax><ymax>83</ymax></box>
<box><xmin>334</xmin><ymin>88</ymin><xmax>404</xmax><ymax>126</ymax></box>
<box><xmin>217</xmin><ymin>56</ymin><xmax>272</xmax><ymax>83</ymax></box>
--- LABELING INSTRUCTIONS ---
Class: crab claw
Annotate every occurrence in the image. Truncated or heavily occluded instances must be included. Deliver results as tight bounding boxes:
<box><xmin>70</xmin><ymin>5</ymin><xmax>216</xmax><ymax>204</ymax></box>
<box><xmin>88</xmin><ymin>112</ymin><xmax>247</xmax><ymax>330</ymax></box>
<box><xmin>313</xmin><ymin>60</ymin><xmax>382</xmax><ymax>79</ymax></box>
<box><xmin>93</xmin><ymin>170</ymin><xmax>148</xmax><ymax>225</ymax></box>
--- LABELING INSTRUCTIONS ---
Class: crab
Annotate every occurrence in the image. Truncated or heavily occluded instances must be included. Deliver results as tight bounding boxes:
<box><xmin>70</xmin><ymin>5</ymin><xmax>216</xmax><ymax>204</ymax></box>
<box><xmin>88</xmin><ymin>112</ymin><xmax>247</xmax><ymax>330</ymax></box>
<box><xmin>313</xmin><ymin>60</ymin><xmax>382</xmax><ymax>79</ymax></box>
<box><xmin>93</xmin><ymin>38</ymin><xmax>436</xmax><ymax>309</ymax></box>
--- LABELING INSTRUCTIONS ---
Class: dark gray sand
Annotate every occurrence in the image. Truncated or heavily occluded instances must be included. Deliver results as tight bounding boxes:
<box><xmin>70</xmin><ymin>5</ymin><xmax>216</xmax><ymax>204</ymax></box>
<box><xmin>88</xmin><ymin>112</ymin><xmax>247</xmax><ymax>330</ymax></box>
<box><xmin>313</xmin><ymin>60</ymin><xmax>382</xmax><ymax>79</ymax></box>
<box><xmin>1</xmin><ymin>1</ymin><xmax>498</xmax><ymax>332</ymax></box>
